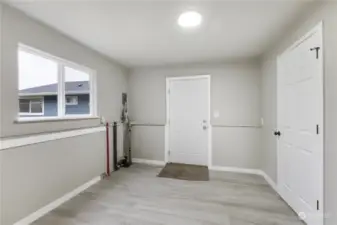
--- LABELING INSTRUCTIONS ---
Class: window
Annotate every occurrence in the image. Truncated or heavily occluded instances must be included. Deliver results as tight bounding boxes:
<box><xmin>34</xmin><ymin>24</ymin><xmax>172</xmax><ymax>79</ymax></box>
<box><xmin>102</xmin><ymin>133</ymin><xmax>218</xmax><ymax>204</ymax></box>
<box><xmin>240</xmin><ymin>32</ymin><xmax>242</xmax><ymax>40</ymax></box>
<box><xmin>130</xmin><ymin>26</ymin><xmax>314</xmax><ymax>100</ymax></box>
<box><xmin>64</xmin><ymin>66</ymin><xmax>91</xmax><ymax>115</ymax></box>
<box><xmin>18</xmin><ymin>44</ymin><xmax>96</xmax><ymax>120</ymax></box>
<box><xmin>65</xmin><ymin>96</ymin><xmax>78</xmax><ymax>105</ymax></box>
<box><xmin>19</xmin><ymin>98</ymin><xmax>44</xmax><ymax>115</ymax></box>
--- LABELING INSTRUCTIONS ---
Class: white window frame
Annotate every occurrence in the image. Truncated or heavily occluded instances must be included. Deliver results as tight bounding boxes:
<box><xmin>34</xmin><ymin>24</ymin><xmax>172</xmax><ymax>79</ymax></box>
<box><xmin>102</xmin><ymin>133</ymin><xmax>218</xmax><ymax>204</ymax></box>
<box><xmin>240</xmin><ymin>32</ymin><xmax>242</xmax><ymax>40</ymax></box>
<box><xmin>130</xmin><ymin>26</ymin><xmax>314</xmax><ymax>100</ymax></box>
<box><xmin>65</xmin><ymin>96</ymin><xmax>79</xmax><ymax>106</ymax></box>
<box><xmin>19</xmin><ymin>97</ymin><xmax>44</xmax><ymax>116</ymax></box>
<box><xmin>18</xmin><ymin>44</ymin><xmax>97</xmax><ymax>121</ymax></box>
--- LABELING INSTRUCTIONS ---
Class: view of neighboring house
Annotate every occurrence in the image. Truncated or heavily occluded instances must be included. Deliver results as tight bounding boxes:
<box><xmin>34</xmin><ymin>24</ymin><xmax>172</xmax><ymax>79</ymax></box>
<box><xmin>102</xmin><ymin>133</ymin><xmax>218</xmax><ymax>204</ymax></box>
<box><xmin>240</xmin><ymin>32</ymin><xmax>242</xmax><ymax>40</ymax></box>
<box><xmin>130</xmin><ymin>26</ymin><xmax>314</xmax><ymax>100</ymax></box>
<box><xmin>19</xmin><ymin>81</ymin><xmax>90</xmax><ymax>117</ymax></box>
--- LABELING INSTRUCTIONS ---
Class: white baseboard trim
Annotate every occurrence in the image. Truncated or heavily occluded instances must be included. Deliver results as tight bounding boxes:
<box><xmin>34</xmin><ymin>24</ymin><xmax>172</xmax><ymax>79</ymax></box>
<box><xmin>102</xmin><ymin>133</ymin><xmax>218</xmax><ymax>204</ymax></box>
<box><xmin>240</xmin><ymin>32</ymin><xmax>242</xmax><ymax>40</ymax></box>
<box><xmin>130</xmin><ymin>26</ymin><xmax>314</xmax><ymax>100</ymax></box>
<box><xmin>133</xmin><ymin>158</ymin><xmax>166</xmax><ymax>166</ymax></box>
<box><xmin>259</xmin><ymin>170</ymin><xmax>278</xmax><ymax>193</ymax></box>
<box><xmin>132</xmin><ymin>161</ymin><xmax>279</xmax><ymax>193</ymax></box>
<box><xmin>13</xmin><ymin>176</ymin><xmax>101</xmax><ymax>225</ymax></box>
<box><xmin>209</xmin><ymin>166</ymin><xmax>262</xmax><ymax>175</ymax></box>
<box><xmin>209</xmin><ymin>166</ymin><xmax>278</xmax><ymax>191</ymax></box>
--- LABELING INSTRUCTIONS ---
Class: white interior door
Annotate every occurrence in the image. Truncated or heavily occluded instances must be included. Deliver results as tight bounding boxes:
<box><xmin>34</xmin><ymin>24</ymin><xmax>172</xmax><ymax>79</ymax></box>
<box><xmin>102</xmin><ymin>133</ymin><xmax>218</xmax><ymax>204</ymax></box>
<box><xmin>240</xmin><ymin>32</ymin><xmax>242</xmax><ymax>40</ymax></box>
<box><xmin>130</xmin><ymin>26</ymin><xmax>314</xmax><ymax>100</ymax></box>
<box><xmin>277</xmin><ymin>24</ymin><xmax>323</xmax><ymax>225</ymax></box>
<box><xmin>167</xmin><ymin>76</ymin><xmax>210</xmax><ymax>166</ymax></box>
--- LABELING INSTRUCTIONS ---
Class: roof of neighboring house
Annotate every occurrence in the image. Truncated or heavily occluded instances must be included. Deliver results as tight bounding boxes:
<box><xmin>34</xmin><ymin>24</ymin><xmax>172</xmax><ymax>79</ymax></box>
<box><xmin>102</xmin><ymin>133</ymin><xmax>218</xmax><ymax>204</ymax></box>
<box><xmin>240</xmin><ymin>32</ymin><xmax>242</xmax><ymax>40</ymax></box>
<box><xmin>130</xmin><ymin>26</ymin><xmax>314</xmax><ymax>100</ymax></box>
<box><xmin>19</xmin><ymin>81</ymin><xmax>89</xmax><ymax>96</ymax></box>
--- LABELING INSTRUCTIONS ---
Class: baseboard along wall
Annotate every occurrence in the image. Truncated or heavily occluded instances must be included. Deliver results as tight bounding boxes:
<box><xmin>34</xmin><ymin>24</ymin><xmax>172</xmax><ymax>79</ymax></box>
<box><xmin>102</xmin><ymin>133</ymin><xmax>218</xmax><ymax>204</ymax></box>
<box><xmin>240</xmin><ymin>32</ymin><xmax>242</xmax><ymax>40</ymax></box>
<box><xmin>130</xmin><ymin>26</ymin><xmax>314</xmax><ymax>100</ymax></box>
<box><xmin>132</xmin><ymin>158</ymin><xmax>278</xmax><ymax>193</ymax></box>
<box><xmin>13</xmin><ymin>176</ymin><xmax>101</xmax><ymax>225</ymax></box>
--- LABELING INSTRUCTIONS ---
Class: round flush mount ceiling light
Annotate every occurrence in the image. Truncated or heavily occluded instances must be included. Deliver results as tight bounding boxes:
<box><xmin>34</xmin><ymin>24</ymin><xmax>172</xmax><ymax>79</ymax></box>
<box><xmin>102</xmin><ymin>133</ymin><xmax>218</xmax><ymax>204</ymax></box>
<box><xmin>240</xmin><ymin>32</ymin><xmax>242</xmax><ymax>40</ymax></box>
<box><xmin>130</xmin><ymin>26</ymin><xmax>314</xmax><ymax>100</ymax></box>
<box><xmin>178</xmin><ymin>11</ymin><xmax>202</xmax><ymax>28</ymax></box>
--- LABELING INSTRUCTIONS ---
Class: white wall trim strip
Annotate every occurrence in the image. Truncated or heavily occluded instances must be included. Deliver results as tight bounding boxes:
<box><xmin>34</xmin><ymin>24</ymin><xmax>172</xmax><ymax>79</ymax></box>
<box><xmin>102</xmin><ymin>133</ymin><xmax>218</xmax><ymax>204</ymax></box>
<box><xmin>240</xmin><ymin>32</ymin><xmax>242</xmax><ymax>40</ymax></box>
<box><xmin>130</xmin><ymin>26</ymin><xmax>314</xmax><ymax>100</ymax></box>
<box><xmin>133</xmin><ymin>158</ymin><xmax>166</xmax><ymax>166</ymax></box>
<box><xmin>0</xmin><ymin>126</ymin><xmax>105</xmax><ymax>150</ymax></box>
<box><xmin>209</xmin><ymin>166</ymin><xmax>262</xmax><ymax>175</ymax></box>
<box><xmin>13</xmin><ymin>176</ymin><xmax>101</xmax><ymax>225</ymax></box>
<box><xmin>210</xmin><ymin>167</ymin><xmax>279</xmax><ymax>195</ymax></box>
<box><xmin>259</xmin><ymin>171</ymin><xmax>278</xmax><ymax>193</ymax></box>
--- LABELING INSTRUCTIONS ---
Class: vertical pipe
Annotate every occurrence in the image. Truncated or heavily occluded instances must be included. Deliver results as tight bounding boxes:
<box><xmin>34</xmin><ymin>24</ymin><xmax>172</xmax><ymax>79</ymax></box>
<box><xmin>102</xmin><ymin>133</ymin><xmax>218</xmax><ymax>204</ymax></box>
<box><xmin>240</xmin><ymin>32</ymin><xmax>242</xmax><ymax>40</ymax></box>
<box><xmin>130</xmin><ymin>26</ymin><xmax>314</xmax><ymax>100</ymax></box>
<box><xmin>106</xmin><ymin>122</ymin><xmax>110</xmax><ymax>176</ymax></box>
<box><xmin>128</xmin><ymin>124</ymin><xmax>132</xmax><ymax>165</ymax></box>
<box><xmin>113</xmin><ymin>122</ymin><xmax>118</xmax><ymax>171</ymax></box>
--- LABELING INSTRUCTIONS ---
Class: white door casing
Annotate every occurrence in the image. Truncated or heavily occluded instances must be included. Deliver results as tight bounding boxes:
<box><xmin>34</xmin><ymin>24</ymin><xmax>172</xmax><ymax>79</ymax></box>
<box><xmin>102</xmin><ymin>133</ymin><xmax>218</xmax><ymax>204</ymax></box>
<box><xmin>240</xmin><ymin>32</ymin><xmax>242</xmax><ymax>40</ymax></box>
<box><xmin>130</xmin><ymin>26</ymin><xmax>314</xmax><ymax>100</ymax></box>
<box><xmin>166</xmin><ymin>75</ymin><xmax>211</xmax><ymax>166</ymax></box>
<box><xmin>277</xmin><ymin>23</ymin><xmax>324</xmax><ymax>225</ymax></box>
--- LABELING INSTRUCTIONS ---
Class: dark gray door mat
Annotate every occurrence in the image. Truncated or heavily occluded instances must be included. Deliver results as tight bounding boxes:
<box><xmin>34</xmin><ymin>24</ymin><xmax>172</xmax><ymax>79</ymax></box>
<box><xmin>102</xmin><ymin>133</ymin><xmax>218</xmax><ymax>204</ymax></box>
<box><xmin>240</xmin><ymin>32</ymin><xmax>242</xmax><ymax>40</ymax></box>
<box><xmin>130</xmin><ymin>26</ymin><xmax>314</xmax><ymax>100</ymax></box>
<box><xmin>158</xmin><ymin>163</ymin><xmax>209</xmax><ymax>181</ymax></box>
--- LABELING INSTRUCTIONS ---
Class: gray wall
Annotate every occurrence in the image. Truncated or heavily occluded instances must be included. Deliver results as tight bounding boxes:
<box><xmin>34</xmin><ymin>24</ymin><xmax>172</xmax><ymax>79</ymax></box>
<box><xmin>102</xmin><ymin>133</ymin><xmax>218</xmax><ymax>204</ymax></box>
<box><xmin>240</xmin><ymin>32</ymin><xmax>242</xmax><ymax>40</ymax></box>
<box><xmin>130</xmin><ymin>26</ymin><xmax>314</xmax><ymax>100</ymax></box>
<box><xmin>261</xmin><ymin>57</ymin><xmax>277</xmax><ymax>181</ymax></box>
<box><xmin>261</xmin><ymin>2</ymin><xmax>337</xmax><ymax>225</ymax></box>
<box><xmin>1</xmin><ymin>132</ymin><xmax>105</xmax><ymax>225</ymax></box>
<box><xmin>0</xmin><ymin>4</ymin><xmax>128</xmax><ymax>225</ymax></box>
<box><xmin>0</xmin><ymin>5</ymin><xmax>128</xmax><ymax>137</ymax></box>
<box><xmin>129</xmin><ymin>63</ymin><xmax>262</xmax><ymax>169</ymax></box>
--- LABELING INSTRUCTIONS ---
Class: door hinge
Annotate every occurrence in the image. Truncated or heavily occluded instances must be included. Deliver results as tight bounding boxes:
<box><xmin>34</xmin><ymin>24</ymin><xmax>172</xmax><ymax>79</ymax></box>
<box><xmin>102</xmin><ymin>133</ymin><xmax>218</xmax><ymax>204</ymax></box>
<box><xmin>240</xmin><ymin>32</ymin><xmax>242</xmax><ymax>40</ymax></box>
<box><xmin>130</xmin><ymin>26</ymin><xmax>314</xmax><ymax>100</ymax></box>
<box><xmin>317</xmin><ymin>200</ymin><xmax>320</xmax><ymax>210</ymax></box>
<box><xmin>316</xmin><ymin>124</ymin><xmax>320</xmax><ymax>135</ymax></box>
<box><xmin>310</xmin><ymin>47</ymin><xmax>321</xmax><ymax>59</ymax></box>
<box><xmin>168</xmin><ymin>89</ymin><xmax>170</xmax><ymax>94</ymax></box>
<box><xmin>168</xmin><ymin>150</ymin><xmax>170</xmax><ymax>156</ymax></box>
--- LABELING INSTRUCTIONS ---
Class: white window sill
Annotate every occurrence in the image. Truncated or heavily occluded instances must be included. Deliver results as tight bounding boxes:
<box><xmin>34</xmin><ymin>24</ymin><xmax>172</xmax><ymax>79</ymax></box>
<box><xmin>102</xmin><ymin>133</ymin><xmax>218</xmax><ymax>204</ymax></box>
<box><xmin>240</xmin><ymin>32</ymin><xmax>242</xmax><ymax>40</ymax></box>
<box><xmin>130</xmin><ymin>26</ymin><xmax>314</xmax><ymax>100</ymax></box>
<box><xmin>19</xmin><ymin>113</ymin><xmax>44</xmax><ymax>116</ymax></box>
<box><xmin>15</xmin><ymin>116</ymin><xmax>100</xmax><ymax>124</ymax></box>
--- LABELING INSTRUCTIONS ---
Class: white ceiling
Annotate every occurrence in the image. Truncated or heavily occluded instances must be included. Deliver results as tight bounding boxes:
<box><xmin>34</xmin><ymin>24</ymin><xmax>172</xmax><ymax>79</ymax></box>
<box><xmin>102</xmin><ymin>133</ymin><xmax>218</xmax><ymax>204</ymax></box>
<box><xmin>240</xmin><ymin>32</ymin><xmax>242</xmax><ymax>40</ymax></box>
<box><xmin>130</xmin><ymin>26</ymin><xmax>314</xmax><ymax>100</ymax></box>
<box><xmin>7</xmin><ymin>0</ymin><xmax>311</xmax><ymax>67</ymax></box>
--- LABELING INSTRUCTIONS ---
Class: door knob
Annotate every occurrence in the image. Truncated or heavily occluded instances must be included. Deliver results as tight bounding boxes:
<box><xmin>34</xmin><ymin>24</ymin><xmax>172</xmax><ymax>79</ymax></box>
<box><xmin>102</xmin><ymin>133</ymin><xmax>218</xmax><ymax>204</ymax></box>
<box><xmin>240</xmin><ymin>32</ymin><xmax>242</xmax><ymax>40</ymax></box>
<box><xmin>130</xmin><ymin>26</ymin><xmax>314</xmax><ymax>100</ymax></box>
<box><xmin>274</xmin><ymin>131</ymin><xmax>281</xmax><ymax>136</ymax></box>
<box><xmin>202</xmin><ymin>120</ymin><xmax>208</xmax><ymax>130</ymax></box>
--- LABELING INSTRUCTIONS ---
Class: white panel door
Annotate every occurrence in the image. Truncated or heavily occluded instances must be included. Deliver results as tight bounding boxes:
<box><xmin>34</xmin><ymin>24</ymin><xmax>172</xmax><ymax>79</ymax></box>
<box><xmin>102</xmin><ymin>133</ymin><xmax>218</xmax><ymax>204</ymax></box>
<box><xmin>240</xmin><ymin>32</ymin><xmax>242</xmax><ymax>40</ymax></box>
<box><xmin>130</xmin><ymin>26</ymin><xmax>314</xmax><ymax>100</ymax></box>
<box><xmin>168</xmin><ymin>76</ymin><xmax>210</xmax><ymax>166</ymax></box>
<box><xmin>277</xmin><ymin>24</ymin><xmax>323</xmax><ymax>225</ymax></box>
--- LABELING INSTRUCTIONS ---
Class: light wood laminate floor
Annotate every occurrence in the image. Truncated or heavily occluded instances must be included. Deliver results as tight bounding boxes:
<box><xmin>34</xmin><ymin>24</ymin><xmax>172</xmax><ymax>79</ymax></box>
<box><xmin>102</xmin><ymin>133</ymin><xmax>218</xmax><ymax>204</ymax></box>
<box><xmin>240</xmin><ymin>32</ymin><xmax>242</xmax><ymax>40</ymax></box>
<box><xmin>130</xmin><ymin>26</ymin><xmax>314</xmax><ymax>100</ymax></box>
<box><xmin>33</xmin><ymin>164</ymin><xmax>304</xmax><ymax>225</ymax></box>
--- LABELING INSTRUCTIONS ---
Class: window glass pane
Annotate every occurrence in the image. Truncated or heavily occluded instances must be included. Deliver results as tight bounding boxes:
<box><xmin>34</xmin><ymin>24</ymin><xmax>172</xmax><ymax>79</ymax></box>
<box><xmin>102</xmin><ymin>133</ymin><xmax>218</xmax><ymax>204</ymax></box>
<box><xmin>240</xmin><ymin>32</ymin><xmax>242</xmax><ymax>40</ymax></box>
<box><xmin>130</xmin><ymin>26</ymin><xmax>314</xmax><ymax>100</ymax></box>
<box><xmin>19</xmin><ymin>99</ymin><xmax>30</xmax><ymax>113</ymax></box>
<box><xmin>31</xmin><ymin>100</ymin><xmax>43</xmax><ymax>113</ymax></box>
<box><xmin>18</xmin><ymin>48</ymin><xmax>58</xmax><ymax>117</ymax></box>
<box><xmin>66</xmin><ymin>96</ymin><xmax>78</xmax><ymax>105</ymax></box>
<box><xmin>44</xmin><ymin>96</ymin><xmax>58</xmax><ymax>117</ymax></box>
<box><xmin>64</xmin><ymin>67</ymin><xmax>90</xmax><ymax>115</ymax></box>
